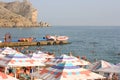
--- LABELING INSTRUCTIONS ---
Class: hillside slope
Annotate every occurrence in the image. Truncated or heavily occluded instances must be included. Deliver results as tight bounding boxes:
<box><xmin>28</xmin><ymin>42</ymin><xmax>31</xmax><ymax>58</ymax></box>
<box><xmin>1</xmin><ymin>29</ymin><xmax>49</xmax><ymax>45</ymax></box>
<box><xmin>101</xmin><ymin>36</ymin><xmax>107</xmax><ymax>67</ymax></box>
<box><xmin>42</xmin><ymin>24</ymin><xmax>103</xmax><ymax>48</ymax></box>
<box><xmin>0</xmin><ymin>0</ymin><xmax>50</xmax><ymax>28</ymax></box>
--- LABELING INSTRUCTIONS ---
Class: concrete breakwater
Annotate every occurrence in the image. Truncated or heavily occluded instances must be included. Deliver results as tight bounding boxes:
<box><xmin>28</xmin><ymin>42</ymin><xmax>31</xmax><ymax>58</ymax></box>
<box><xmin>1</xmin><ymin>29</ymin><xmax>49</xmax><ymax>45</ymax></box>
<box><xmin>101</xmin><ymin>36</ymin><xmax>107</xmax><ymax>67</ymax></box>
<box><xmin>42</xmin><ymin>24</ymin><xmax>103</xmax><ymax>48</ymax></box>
<box><xmin>0</xmin><ymin>41</ymin><xmax>69</xmax><ymax>48</ymax></box>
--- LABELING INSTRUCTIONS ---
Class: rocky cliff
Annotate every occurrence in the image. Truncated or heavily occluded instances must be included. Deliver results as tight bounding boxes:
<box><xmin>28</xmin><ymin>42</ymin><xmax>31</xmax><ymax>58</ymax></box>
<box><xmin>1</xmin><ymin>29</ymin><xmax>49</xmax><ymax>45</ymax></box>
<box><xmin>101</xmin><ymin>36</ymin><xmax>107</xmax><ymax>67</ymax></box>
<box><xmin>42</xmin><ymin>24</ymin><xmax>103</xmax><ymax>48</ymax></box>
<box><xmin>0</xmin><ymin>0</ymin><xmax>50</xmax><ymax>28</ymax></box>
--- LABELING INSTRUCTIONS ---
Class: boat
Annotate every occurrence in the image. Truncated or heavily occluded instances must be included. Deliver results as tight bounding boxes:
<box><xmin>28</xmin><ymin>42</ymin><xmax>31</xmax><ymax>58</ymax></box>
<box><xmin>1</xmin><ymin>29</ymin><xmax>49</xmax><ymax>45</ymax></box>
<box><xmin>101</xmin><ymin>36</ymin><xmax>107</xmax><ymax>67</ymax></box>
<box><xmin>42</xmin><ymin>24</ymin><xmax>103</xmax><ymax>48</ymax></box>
<box><xmin>56</xmin><ymin>36</ymin><xmax>69</xmax><ymax>41</ymax></box>
<box><xmin>45</xmin><ymin>35</ymin><xmax>69</xmax><ymax>41</ymax></box>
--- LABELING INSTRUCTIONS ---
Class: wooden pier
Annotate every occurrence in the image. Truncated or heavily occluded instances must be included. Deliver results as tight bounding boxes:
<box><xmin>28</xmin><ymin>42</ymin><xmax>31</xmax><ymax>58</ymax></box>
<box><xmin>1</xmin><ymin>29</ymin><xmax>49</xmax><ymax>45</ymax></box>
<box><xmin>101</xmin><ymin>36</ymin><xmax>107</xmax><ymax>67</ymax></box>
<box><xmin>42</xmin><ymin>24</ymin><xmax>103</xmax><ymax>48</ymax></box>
<box><xmin>0</xmin><ymin>40</ymin><xmax>69</xmax><ymax>48</ymax></box>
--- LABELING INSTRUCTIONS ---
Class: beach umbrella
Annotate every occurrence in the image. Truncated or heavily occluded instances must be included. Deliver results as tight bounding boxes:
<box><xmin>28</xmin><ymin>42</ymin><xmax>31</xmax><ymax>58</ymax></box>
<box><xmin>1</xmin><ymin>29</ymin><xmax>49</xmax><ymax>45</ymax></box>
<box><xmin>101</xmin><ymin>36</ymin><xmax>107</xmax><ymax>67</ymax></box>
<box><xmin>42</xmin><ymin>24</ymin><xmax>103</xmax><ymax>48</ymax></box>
<box><xmin>34</xmin><ymin>50</ymin><xmax>55</xmax><ymax>59</ymax></box>
<box><xmin>0</xmin><ymin>71</ymin><xmax>18</xmax><ymax>80</ymax></box>
<box><xmin>31</xmin><ymin>62</ymin><xmax>105</xmax><ymax>80</ymax></box>
<box><xmin>46</xmin><ymin>54</ymin><xmax>90</xmax><ymax>66</ymax></box>
<box><xmin>97</xmin><ymin>66</ymin><xmax>120</xmax><ymax>73</ymax></box>
<box><xmin>28</xmin><ymin>53</ymin><xmax>46</xmax><ymax>62</ymax></box>
<box><xmin>0</xmin><ymin>54</ymin><xmax>5</xmax><ymax>58</ymax></box>
<box><xmin>88</xmin><ymin>60</ymin><xmax>115</xmax><ymax>71</ymax></box>
<box><xmin>28</xmin><ymin>51</ymin><xmax>54</xmax><ymax>63</ymax></box>
<box><xmin>116</xmin><ymin>63</ymin><xmax>120</xmax><ymax>67</ymax></box>
<box><xmin>0</xmin><ymin>52</ymin><xmax>45</xmax><ymax>67</ymax></box>
<box><xmin>0</xmin><ymin>48</ymin><xmax>2</xmax><ymax>53</ymax></box>
<box><xmin>0</xmin><ymin>47</ymin><xmax>17</xmax><ymax>55</ymax></box>
<box><xmin>35</xmin><ymin>50</ymin><xmax>45</xmax><ymax>54</ymax></box>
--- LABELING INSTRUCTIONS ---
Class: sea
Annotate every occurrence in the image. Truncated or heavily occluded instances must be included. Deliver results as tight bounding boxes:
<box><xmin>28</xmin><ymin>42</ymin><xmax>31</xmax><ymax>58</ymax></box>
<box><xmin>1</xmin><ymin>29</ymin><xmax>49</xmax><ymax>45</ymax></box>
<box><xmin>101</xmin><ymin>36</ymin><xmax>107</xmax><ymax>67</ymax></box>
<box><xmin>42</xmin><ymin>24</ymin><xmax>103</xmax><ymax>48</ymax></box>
<box><xmin>0</xmin><ymin>26</ymin><xmax>120</xmax><ymax>64</ymax></box>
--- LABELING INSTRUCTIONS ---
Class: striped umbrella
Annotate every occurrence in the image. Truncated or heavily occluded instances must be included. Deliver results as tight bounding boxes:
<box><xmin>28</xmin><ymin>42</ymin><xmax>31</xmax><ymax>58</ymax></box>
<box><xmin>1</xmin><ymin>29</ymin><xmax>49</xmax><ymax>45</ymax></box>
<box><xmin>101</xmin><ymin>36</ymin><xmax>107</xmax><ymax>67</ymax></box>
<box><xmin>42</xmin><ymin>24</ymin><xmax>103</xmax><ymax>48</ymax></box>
<box><xmin>31</xmin><ymin>62</ymin><xmax>105</xmax><ymax>80</ymax></box>
<box><xmin>97</xmin><ymin>66</ymin><xmax>120</xmax><ymax>73</ymax></box>
<box><xmin>88</xmin><ymin>60</ymin><xmax>115</xmax><ymax>71</ymax></box>
<box><xmin>33</xmin><ymin>50</ymin><xmax>55</xmax><ymax>59</ymax></box>
<box><xmin>28</xmin><ymin>51</ymin><xmax>55</xmax><ymax>63</ymax></box>
<box><xmin>0</xmin><ymin>71</ymin><xmax>18</xmax><ymax>80</ymax></box>
<box><xmin>0</xmin><ymin>47</ymin><xmax>17</xmax><ymax>55</ymax></box>
<box><xmin>46</xmin><ymin>54</ymin><xmax>90</xmax><ymax>66</ymax></box>
<box><xmin>116</xmin><ymin>63</ymin><xmax>120</xmax><ymax>67</ymax></box>
<box><xmin>100</xmin><ymin>62</ymin><xmax>120</xmax><ymax>73</ymax></box>
<box><xmin>0</xmin><ymin>53</ymin><xmax>45</xmax><ymax>67</ymax></box>
<box><xmin>28</xmin><ymin>53</ymin><xmax>47</xmax><ymax>62</ymax></box>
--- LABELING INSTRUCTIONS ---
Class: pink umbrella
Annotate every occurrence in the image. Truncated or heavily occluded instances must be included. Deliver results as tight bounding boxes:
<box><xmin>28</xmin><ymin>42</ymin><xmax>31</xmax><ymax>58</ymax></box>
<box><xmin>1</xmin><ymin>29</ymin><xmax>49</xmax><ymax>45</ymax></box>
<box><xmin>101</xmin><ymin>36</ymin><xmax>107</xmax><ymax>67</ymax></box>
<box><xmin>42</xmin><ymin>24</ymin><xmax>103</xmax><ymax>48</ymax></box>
<box><xmin>31</xmin><ymin>62</ymin><xmax>105</xmax><ymax>80</ymax></box>
<box><xmin>0</xmin><ymin>71</ymin><xmax>18</xmax><ymax>80</ymax></box>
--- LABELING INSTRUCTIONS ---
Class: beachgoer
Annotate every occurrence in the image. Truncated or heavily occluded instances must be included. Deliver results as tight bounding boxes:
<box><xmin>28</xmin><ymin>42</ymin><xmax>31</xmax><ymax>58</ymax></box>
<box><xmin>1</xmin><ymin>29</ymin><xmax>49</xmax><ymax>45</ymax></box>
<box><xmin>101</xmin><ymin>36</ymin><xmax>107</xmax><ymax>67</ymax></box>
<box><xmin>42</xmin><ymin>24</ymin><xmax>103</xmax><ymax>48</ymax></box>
<box><xmin>112</xmin><ymin>73</ymin><xmax>119</xmax><ymax>80</ymax></box>
<box><xmin>76</xmin><ymin>56</ymin><xmax>80</xmax><ymax>59</ymax></box>
<box><xmin>81</xmin><ymin>56</ymin><xmax>87</xmax><ymax>61</ymax></box>
<box><xmin>108</xmin><ymin>73</ymin><xmax>113</xmax><ymax>80</ymax></box>
<box><xmin>8</xmin><ymin>69</ymin><xmax>14</xmax><ymax>77</ymax></box>
<box><xmin>69</xmin><ymin>52</ymin><xmax>73</xmax><ymax>56</ymax></box>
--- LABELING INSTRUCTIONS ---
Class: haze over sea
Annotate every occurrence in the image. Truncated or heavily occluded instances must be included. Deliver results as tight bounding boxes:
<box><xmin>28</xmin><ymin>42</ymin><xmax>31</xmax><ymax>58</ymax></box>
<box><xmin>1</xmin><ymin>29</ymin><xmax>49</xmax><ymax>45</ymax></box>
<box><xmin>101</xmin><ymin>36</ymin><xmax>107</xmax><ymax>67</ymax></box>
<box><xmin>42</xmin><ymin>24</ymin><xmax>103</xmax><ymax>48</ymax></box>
<box><xmin>0</xmin><ymin>26</ymin><xmax>120</xmax><ymax>64</ymax></box>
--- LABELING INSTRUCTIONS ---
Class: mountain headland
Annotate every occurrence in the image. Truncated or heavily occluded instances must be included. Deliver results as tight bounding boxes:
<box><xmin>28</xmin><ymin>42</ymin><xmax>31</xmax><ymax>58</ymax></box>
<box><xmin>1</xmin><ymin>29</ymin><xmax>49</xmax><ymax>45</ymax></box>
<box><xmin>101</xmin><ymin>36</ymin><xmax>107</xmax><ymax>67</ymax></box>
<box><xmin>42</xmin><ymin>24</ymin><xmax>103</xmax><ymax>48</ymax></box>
<box><xmin>0</xmin><ymin>0</ymin><xmax>50</xmax><ymax>28</ymax></box>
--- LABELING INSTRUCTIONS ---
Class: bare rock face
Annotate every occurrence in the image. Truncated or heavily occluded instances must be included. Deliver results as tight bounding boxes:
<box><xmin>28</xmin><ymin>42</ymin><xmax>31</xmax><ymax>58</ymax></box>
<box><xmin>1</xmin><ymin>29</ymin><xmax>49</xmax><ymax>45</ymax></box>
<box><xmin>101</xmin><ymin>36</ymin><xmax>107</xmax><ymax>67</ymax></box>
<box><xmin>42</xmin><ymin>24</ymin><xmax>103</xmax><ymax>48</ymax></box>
<box><xmin>0</xmin><ymin>5</ymin><xmax>33</xmax><ymax>27</ymax></box>
<box><xmin>0</xmin><ymin>0</ymin><xmax>50</xmax><ymax>28</ymax></box>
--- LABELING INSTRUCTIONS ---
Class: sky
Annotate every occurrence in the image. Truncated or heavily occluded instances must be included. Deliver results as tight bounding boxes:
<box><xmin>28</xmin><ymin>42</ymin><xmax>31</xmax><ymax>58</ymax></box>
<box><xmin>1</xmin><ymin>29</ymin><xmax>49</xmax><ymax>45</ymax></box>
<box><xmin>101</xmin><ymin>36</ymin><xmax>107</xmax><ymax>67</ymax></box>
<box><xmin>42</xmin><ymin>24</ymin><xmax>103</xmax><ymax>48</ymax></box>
<box><xmin>1</xmin><ymin>0</ymin><xmax>120</xmax><ymax>26</ymax></box>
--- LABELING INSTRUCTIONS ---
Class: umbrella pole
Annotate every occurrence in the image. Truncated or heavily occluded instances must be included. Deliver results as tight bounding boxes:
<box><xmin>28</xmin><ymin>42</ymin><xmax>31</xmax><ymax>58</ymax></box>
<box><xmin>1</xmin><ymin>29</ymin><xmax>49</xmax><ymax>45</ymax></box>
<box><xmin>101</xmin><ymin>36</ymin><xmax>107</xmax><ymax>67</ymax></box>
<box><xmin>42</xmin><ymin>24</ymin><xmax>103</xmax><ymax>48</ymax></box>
<box><xmin>38</xmin><ymin>66</ymin><xmax>39</xmax><ymax>72</ymax></box>
<box><xmin>32</xmin><ymin>66</ymin><xmax>34</xmax><ymax>73</ymax></box>
<box><xmin>31</xmin><ymin>66</ymin><xmax>34</xmax><ymax>80</ymax></box>
<box><xmin>14</xmin><ymin>67</ymin><xmax>17</xmax><ymax>78</ymax></box>
<box><xmin>5</xmin><ymin>67</ymin><xmax>7</xmax><ymax>74</ymax></box>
